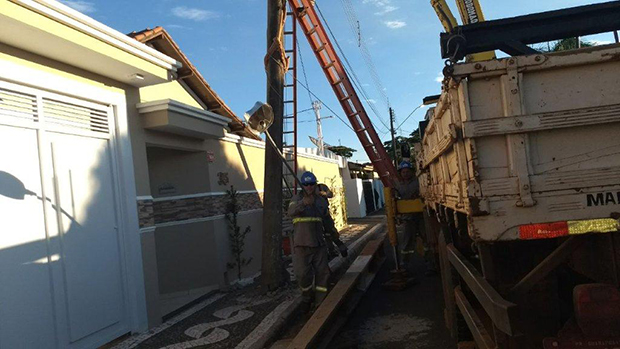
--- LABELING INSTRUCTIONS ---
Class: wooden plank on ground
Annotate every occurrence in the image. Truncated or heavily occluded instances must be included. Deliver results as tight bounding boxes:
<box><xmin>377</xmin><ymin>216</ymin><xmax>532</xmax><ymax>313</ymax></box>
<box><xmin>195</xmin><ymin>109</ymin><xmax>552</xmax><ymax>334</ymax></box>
<box><xmin>287</xmin><ymin>238</ymin><xmax>385</xmax><ymax>349</ymax></box>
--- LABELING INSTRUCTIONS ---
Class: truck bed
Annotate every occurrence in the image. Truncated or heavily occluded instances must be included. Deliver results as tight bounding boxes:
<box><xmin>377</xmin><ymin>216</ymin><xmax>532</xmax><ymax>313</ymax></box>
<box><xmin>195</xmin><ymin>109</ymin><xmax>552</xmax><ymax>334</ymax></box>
<box><xmin>418</xmin><ymin>44</ymin><xmax>620</xmax><ymax>241</ymax></box>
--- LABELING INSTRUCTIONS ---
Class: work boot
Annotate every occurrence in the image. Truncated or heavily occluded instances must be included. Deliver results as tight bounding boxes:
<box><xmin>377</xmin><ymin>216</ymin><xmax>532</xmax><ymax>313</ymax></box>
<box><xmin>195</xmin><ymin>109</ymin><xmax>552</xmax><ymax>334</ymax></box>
<box><xmin>314</xmin><ymin>286</ymin><xmax>328</xmax><ymax>309</ymax></box>
<box><xmin>299</xmin><ymin>300</ymin><xmax>312</xmax><ymax>314</ymax></box>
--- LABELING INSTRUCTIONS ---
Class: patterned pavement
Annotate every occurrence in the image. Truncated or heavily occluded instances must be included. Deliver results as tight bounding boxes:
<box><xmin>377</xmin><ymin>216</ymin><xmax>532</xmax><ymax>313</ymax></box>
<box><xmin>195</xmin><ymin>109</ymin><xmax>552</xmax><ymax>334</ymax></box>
<box><xmin>112</xmin><ymin>217</ymin><xmax>382</xmax><ymax>349</ymax></box>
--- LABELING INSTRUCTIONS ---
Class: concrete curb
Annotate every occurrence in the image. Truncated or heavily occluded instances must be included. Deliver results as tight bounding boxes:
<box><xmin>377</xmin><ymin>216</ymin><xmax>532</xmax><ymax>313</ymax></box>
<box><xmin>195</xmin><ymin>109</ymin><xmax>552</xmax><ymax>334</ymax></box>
<box><xmin>239</xmin><ymin>221</ymin><xmax>386</xmax><ymax>349</ymax></box>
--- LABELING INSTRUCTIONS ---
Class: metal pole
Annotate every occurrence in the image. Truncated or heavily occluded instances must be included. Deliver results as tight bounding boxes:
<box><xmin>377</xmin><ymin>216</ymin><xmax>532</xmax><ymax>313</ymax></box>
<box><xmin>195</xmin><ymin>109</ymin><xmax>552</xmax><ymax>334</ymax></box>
<box><xmin>614</xmin><ymin>31</ymin><xmax>619</xmax><ymax>43</ymax></box>
<box><xmin>262</xmin><ymin>0</ymin><xmax>286</xmax><ymax>290</ymax></box>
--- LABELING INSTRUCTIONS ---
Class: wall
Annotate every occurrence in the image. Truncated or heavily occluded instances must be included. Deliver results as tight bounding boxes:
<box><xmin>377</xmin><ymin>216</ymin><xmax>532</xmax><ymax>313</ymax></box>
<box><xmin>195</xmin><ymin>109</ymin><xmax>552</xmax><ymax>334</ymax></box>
<box><xmin>343</xmin><ymin>178</ymin><xmax>384</xmax><ymax>218</ymax></box>
<box><xmin>0</xmin><ymin>41</ymin><xmax>152</xmax><ymax>343</ymax></box>
<box><xmin>140</xmin><ymin>81</ymin><xmax>203</xmax><ymax>109</ymax></box>
<box><xmin>344</xmin><ymin>178</ymin><xmax>366</xmax><ymax>218</ymax></box>
<box><xmin>132</xmin><ymin>105</ymin><xmax>348</xmax><ymax>324</ymax></box>
<box><xmin>294</xmin><ymin>149</ymin><xmax>347</xmax><ymax>230</ymax></box>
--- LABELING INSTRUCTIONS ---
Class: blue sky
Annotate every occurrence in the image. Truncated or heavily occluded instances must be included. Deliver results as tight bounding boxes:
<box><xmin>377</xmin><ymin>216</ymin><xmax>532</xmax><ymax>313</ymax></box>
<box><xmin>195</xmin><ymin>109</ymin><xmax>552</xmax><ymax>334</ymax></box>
<box><xmin>60</xmin><ymin>0</ymin><xmax>616</xmax><ymax>163</ymax></box>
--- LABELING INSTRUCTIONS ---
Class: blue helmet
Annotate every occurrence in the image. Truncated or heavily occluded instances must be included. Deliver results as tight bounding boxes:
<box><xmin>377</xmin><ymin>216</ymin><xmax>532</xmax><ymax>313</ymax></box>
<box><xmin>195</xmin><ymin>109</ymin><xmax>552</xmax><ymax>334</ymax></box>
<box><xmin>300</xmin><ymin>171</ymin><xmax>317</xmax><ymax>185</ymax></box>
<box><xmin>398</xmin><ymin>161</ymin><xmax>413</xmax><ymax>171</ymax></box>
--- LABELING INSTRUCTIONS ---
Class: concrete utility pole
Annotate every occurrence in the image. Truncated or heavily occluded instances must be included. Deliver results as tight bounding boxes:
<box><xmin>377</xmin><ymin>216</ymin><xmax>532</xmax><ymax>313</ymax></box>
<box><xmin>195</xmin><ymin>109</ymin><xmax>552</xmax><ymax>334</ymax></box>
<box><xmin>262</xmin><ymin>0</ymin><xmax>287</xmax><ymax>290</ymax></box>
<box><xmin>389</xmin><ymin>107</ymin><xmax>397</xmax><ymax>167</ymax></box>
<box><xmin>312</xmin><ymin>101</ymin><xmax>325</xmax><ymax>156</ymax></box>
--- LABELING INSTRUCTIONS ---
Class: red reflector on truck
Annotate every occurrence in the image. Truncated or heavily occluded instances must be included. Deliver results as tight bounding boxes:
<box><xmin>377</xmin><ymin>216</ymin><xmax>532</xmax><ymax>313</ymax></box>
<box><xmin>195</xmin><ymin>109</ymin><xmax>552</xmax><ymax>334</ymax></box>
<box><xmin>519</xmin><ymin>222</ymin><xmax>569</xmax><ymax>240</ymax></box>
<box><xmin>520</xmin><ymin>219</ymin><xmax>620</xmax><ymax>240</ymax></box>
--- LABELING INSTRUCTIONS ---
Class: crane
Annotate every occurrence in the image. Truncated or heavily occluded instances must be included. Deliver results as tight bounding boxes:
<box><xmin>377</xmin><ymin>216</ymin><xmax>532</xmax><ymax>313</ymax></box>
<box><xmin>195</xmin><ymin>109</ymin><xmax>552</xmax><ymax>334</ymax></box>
<box><xmin>430</xmin><ymin>0</ymin><xmax>496</xmax><ymax>61</ymax></box>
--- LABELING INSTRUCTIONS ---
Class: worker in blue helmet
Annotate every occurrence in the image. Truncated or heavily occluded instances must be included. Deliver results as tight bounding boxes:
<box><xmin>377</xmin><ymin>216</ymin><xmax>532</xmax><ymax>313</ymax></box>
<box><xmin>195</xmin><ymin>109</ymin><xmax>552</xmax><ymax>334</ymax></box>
<box><xmin>288</xmin><ymin>171</ymin><xmax>347</xmax><ymax>313</ymax></box>
<box><xmin>395</xmin><ymin>161</ymin><xmax>435</xmax><ymax>274</ymax></box>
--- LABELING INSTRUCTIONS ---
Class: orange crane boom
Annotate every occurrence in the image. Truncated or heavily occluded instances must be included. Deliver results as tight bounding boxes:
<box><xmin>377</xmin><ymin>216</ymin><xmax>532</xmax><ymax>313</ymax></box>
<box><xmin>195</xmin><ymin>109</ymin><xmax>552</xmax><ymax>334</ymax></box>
<box><xmin>287</xmin><ymin>0</ymin><xmax>397</xmax><ymax>187</ymax></box>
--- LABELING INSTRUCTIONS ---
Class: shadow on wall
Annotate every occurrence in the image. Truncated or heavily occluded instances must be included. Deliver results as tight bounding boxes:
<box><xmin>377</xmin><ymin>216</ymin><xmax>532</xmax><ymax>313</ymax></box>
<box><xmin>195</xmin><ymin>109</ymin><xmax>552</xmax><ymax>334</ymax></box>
<box><xmin>296</xmin><ymin>164</ymin><xmax>347</xmax><ymax>230</ymax></box>
<box><xmin>143</xmin><ymin>134</ymin><xmax>265</xmax><ymax>306</ymax></box>
<box><xmin>0</xmin><ymin>135</ymin><xmax>131</xmax><ymax>349</ymax></box>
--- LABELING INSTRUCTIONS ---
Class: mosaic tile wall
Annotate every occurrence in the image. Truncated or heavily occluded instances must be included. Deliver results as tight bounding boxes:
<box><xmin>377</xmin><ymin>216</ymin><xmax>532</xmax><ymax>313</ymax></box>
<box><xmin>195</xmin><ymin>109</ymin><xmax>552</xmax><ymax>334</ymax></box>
<box><xmin>138</xmin><ymin>192</ymin><xmax>264</xmax><ymax>228</ymax></box>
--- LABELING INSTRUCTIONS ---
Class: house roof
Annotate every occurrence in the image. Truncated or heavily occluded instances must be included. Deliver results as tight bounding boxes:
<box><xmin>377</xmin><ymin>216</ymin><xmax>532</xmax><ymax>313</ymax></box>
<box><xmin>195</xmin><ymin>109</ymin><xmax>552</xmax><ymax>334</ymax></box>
<box><xmin>128</xmin><ymin>27</ymin><xmax>259</xmax><ymax>139</ymax></box>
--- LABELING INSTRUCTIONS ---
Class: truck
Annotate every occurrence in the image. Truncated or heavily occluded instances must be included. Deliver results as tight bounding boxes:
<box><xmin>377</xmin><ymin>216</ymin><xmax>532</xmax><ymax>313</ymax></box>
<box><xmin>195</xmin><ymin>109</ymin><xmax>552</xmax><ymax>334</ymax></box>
<box><xmin>417</xmin><ymin>2</ymin><xmax>620</xmax><ymax>348</ymax></box>
<box><xmin>282</xmin><ymin>0</ymin><xmax>620</xmax><ymax>347</ymax></box>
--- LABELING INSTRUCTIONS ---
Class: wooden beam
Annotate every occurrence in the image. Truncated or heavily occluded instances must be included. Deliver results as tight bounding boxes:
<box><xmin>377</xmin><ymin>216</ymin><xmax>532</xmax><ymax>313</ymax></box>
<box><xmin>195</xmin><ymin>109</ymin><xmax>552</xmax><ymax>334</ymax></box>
<box><xmin>287</xmin><ymin>238</ymin><xmax>385</xmax><ymax>349</ymax></box>
<box><xmin>510</xmin><ymin>236</ymin><xmax>584</xmax><ymax>298</ymax></box>
<box><xmin>455</xmin><ymin>286</ymin><xmax>496</xmax><ymax>349</ymax></box>
<box><xmin>447</xmin><ymin>244</ymin><xmax>518</xmax><ymax>335</ymax></box>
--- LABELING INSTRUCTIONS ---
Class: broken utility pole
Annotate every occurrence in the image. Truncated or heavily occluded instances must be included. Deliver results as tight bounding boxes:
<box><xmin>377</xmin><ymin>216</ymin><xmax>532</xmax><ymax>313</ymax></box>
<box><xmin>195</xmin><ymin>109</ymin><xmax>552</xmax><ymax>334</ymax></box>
<box><xmin>261</xmin><ymin>0</ymin><xmax>287</xmax><ymax>290</ymax></box>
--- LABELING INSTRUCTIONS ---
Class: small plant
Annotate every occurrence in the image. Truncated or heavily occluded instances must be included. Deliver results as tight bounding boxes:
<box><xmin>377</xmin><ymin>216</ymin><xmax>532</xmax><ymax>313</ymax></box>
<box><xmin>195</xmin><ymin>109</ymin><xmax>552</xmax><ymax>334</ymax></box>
<box><xmin>225</xmin><ymin>186</ymin><xmax>252</xmax><ymax>280</ymax></box>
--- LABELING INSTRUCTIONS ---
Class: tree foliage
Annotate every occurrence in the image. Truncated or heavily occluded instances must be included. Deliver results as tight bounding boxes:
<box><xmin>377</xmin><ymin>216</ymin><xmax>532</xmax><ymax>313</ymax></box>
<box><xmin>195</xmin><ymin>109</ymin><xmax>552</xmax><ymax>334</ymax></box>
<box><xmin>327</xmin><ymin>145</ymin><xmax>357</xmax><ymax>158</ymax></box>
<box><xmin>383</xmin><ymin>128</ymin><xmax>421</xmax><ymax>163</ymax></box>
<box><xmin>537</xmin><ymin>38</ymin><xmax>594</xmax><ymax>52</ymax></box>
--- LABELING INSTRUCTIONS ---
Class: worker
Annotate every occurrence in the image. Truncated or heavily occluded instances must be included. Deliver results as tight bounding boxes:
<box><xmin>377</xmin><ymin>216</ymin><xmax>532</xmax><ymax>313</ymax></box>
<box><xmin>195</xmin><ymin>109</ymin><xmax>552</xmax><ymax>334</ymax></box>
<box><xmin>394</xmin><ymin>161</ymin><xmax>436</xmax><ymax>274</ymax></box>
<box><xmin>288</xmin><ymin>171</ymin><xmax>347</xmax><ymax>312</ymax></box>
<box><xmin>316</xmin><ymin>183</ymin><xmax>348</xmax><ymax>259</ymax></box>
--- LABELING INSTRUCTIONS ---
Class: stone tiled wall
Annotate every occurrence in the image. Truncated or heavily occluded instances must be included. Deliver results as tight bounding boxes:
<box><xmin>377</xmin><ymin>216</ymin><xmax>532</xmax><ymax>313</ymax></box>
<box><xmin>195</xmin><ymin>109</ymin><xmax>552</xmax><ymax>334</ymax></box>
<box><xmin>138</xmin><ymin>199</ymin><xmax>154</xmax><ymax>228</ymax></box>
<box><xmin>137</xmin><ymin>192</ymin><xmax>264</xmax><ymax>228</ymax></box>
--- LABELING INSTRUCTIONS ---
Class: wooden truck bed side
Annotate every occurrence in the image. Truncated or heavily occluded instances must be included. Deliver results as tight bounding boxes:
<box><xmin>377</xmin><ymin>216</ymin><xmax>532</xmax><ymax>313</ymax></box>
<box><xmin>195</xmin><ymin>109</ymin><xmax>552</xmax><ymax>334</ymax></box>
<box><xmin>419</xmin><ymin>44</ymin><xmax>620</xmax><ymax>241</ymax></box>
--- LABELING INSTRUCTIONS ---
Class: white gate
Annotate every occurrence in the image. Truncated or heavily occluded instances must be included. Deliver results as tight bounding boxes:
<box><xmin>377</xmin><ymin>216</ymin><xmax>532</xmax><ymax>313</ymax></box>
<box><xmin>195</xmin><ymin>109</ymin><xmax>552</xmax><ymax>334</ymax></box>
<box><xmin>0</xmin><ymin>81</ymin><xmax>130</xmax><ymax>348</ymax></box>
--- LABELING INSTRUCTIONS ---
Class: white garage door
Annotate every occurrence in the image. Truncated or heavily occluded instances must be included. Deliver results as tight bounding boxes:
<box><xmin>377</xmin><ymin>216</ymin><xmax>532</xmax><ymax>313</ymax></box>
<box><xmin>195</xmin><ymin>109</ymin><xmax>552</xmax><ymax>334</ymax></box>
<box><xmin>0</xmin><ymin>82</ymin><xmax>129</xmax><ymax>348</ymax></box>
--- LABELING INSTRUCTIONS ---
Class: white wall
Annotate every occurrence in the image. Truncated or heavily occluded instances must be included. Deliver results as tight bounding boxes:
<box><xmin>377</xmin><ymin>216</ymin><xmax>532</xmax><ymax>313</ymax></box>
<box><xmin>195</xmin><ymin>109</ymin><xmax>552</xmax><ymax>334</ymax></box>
<box><xmin>372</xmin><ymin>180</ymin><xmax>385</xmax><ymax>210</ymax></box>
<box><xmin>344</xmin><ymin>178</ymin><xmax>366</xmax><ymax>218</ymax></box>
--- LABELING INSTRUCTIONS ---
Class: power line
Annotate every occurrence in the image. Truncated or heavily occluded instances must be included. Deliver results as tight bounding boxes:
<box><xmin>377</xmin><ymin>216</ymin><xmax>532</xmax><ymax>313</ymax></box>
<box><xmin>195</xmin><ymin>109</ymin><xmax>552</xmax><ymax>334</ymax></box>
<box><xmin>316</xmin><ymin>2</ymin><xmax>389</xmax><ymax>129</ymax></box>
<box><xmin>268</xmin><ymin>54</ymin><xmax>355</xmax><ymax>134</ymax></box>
<box><xmin>296</xmin><ymin>37</ymin><xmax>315</xmax><ymax>105</ymax></box>
<box><xmin>396</xmin><ymin>104</ymin><xmax>425</xmax><ymax>131</ymax></box>
<box><xmin>338</xmin><ymin>0</ymin><xmax>390</xmax><ymax>108</ymax></box>
<box><xmin>314</xmin><ymin>2</ymin><xmax>391</xmax><ymax>134</ymax></box>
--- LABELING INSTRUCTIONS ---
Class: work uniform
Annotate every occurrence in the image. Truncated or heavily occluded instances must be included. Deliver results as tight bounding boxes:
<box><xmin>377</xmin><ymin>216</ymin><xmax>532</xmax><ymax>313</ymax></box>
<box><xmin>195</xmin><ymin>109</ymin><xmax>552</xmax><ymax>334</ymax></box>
<box><xmin>288</xmin><ymin>188</ymin><xmax>332</xmax><ymax>305</ymax></box>
<box><xmin>394</xmin><ymin>177</ymin><xmax>426</xmax><ymax>258</ymax></box>
<box><xmin>316</xmin><ymin>183</ymin><xmax>346</xmax><ymax>258</ymax></box>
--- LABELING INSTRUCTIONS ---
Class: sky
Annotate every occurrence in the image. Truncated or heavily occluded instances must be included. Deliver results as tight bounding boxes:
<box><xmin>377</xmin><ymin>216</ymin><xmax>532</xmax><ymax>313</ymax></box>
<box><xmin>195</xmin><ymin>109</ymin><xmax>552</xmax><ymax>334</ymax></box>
<box><xmin>59</xmin><ymin>0</ymin><xmax>617</xmax><ymax>163</ymax></box>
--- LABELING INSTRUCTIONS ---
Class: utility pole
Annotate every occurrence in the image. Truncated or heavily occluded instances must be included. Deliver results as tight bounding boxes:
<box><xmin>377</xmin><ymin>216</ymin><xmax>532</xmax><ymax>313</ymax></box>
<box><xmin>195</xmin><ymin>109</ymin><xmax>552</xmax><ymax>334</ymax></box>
<box><xmin>389</xmin><ymin>107</ymin><xmax>397</xmax><ymax>168</ymax></box>
<box><xmin>262</xmin><ymin>0</ymin><xmax>286</xmax><ymax>290</ymax></box>
<box><xmin>312</xmin><ymin>101</ymin><xmax>325</xmax><ymax>156</ymax></box>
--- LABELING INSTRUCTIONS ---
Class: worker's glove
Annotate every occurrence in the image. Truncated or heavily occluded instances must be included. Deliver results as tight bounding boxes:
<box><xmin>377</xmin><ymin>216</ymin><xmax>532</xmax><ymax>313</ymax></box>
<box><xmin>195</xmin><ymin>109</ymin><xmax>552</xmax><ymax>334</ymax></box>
<box><xmin>319</xmin><ymin>190</ymin><xmax>329</xmax><ymax>198</ymax></box>
<box><xmin>302</xmin><ymin>194</ymin><xmax>315</xmax><ymax>206</ymax></box>
<box><xmin>336</xmin><ymin>242</ymin><xmax>348</xmax><ymax>258</ymax></box>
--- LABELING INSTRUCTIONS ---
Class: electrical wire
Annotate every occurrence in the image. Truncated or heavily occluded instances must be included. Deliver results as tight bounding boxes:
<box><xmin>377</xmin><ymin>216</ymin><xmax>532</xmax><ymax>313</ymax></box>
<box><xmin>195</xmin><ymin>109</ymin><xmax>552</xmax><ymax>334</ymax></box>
<box><xmin>294</xmin><ymin>37</ymin><xmax>389</xmax><ymax>136</ymax></box>
<box><xmin>338</xmin><ymin>0</ymin><xmax>390</xmax><ymax>108</ymax></box>
<box><xmin>314</xmin><ymin>2</ymin><xmax>391</xmax><ymax>134</ymax></box>
<box><xmin>316</xmin><ymin>9</ymin><xmax>389</xmax><ymax>132</ymax></box>
<box><xmin>296</xmin><ymin>37</ymin><xmax>315</xmax><ymax>105</ymax></box>
<box><xmin>267</xmin><ymin>54</ymin><xmax>355</xmax><ymax>134</ymax></box>
<box><xmin>396</xmin><ymin>104</ymin><xmax>424</xmax><ymax>131</ymax></box>
<box><xmin>285</xmin><ymin>71</ymin><xmax>356</xmax><ymax>133</ymax></box>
